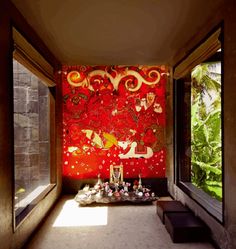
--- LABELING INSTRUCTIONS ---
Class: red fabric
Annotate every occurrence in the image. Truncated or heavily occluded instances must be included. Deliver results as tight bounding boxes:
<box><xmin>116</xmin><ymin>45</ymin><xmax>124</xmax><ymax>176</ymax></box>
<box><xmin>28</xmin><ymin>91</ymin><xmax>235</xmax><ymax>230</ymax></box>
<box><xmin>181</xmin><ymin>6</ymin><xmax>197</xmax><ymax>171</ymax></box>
<box><xmin>62</xmin><ymin>65</ymin><xmax>167</xmax><ymax>179</ymax></box>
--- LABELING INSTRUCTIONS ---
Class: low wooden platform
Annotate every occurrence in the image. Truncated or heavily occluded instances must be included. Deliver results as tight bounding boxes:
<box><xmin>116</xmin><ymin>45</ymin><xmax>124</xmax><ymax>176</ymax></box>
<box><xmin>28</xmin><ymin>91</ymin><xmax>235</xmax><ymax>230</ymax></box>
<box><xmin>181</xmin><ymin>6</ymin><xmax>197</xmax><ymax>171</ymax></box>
<box><xmin>156</xmin><ymin>200</ymin><xmax>189</xmax><ymax>224</ymax></box>
<box><xmin>165</xmin><ymin>212</ymin><xmax>210</xmax><ymax>243</ymax></box>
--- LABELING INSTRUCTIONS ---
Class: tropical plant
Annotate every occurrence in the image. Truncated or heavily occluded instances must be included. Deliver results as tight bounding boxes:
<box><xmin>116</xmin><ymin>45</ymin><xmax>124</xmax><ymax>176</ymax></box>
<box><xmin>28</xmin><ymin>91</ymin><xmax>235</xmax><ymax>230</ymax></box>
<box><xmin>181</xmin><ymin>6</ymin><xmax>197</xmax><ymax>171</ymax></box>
<box><xmin>191</xmin><ymin>62</ymin><xmax>222</xmax><ymax>201</ymax></box>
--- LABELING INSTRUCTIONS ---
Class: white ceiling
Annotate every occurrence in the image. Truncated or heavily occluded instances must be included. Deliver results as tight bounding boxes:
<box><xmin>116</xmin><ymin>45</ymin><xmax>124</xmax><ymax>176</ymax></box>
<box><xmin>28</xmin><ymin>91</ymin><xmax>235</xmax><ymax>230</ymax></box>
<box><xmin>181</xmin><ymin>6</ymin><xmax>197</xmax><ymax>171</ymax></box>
<box><xmin>12</xmin><ymin>0</ymin><xmax>224</xmax><ymax>66</ymax></box>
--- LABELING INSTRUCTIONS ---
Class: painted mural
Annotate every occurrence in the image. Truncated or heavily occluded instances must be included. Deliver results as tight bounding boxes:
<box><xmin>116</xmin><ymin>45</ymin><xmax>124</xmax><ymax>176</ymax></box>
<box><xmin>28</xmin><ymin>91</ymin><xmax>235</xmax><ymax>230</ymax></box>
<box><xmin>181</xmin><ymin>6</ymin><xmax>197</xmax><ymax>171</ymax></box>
<box><xmin>62</xmin><ymin>65</ymin><xmax>167</xmax><ymax>179</ymax></box>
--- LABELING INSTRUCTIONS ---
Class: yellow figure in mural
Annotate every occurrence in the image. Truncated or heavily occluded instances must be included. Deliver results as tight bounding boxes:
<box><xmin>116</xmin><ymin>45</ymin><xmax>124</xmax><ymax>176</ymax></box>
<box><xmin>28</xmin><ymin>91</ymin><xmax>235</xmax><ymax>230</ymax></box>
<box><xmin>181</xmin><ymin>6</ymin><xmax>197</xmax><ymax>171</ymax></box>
<box><xmin>103</xmin><ymin>132</ymin><xmax>118</xmax><ymax>149</ymax></box>
<box><xmin>81</xmin><ymin>129</ymin><xmax>118</xmax><ymax>149</ymax></box>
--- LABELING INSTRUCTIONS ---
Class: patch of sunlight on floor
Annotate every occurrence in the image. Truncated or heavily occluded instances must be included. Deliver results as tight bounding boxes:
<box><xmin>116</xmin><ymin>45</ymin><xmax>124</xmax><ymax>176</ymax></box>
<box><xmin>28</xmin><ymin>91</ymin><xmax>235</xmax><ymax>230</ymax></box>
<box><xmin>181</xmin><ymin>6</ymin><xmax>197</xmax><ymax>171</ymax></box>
<box><xmin>52</xmin><ymin>199</ymin><xmax>108</xmax><ymax>227</ymax></box>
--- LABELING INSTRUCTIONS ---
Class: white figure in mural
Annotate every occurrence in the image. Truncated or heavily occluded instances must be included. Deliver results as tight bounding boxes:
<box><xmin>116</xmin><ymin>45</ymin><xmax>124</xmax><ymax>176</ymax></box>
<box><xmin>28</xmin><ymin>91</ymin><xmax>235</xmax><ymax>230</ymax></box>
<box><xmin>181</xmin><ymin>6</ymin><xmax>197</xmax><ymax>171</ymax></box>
<box><xmin>118</xmin><ymin>141</ymin><xmax>153</xmax><ymax>159</ymax></box>
<box><xmin>136</xmin><ymin>92</ymin><xmax>156</xmax><ymax>112</ymax></box>
<box><xmin>135</xmin><ymin>99</ymin><xmax>142</xmax><ymax>112</ymax></box>
<box><xmin>154</xmin><ymin>102</ymin><xmax>163</xmax><ymax>113</ymax></box>
<box><xmin>140</xmin><ymin>98</ymin><xmax>148</xmax><ymax>110</ymax></box>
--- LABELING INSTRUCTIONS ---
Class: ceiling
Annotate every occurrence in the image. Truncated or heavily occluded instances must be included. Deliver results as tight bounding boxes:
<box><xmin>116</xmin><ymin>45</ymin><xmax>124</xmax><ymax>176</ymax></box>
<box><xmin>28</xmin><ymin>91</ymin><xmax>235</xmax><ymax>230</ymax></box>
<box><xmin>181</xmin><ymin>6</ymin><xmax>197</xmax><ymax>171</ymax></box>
<box><xmin>12</xmin><ymin>0</ymin><xmax>224</xmax><ymax>66</ymax></box>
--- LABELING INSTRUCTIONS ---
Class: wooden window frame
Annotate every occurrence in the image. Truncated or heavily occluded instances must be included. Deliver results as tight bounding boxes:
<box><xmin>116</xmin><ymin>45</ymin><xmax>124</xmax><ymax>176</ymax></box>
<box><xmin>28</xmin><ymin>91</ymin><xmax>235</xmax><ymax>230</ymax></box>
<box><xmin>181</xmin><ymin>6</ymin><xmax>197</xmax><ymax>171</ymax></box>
<box><xmin>174</xmin><ymin>25</ymin><xmax>224</xmax><ymax>223</ymax></box>
<box><xmin>12</xmin><ymin>28</ymin><xmax>57</xmax><ymax>229</ymax></box>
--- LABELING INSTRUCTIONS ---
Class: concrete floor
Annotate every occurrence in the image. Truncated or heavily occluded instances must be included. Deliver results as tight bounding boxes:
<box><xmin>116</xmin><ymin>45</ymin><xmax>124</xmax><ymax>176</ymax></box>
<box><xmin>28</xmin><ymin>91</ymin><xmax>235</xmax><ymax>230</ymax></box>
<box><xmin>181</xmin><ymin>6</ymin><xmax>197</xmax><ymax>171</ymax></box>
<box><xmin>24</xmin><ymin>195</ymin><xmax>215</xmax><ymax>249</ymax></box>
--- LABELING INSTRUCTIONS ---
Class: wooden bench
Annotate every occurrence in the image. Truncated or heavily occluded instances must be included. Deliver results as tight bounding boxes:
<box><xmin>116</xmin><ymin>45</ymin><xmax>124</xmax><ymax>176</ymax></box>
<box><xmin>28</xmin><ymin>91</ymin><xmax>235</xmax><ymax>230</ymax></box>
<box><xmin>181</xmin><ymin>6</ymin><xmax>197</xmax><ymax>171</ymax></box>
<box><xmin>156</xmin><ymin>200</ymin><xmax>189</xmax><ymax>224</ymax></box>
<box><xmin>165</xmin><ymin>212</ymin><xmax>210</xmax><ymax>243</ymax></box>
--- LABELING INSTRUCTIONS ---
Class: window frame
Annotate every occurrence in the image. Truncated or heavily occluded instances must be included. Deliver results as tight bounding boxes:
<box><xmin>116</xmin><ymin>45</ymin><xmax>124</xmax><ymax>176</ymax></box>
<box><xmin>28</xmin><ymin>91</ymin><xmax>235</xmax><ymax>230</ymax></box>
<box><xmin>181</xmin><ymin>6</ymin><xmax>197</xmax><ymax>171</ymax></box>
<box><xmin>174</xmin><ymin>25</ymin><xmax>224</xmax><ymax>223</ymax></box>
<box><xmin>12</xmin><ymin>29</ymin><xmax>57</xmax><ymax>230</ymax></box>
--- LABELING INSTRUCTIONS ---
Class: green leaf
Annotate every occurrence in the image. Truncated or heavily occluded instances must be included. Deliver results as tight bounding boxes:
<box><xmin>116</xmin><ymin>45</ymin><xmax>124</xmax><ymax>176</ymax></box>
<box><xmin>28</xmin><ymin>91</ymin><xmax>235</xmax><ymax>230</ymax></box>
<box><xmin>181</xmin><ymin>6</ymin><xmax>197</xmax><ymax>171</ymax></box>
<box><xmin>191</xmin><ymin>159</ymin><xmax>221</xmax><ymax>175</ymax></box>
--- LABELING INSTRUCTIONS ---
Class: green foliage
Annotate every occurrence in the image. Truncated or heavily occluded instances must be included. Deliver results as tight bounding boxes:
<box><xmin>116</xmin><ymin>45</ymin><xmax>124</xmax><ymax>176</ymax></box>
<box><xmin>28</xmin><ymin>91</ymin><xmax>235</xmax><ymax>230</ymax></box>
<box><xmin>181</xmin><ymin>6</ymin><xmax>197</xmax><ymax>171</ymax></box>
<box><xmin>191</xmin><ymin>63</ymin><xmax>222</xmax><ymax>201</ymax></box>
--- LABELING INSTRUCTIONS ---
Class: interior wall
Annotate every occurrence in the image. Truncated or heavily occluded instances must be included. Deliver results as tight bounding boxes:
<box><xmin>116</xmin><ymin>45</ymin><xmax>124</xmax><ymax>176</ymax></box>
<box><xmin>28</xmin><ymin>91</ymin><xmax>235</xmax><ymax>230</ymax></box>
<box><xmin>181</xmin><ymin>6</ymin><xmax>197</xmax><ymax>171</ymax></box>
<box><xmin>168</xmin><ymin>1</ymin><xmax>236</xmax><ymax>248</ymax></box>
<box><xmin>165</xmin><ymin>68</ymin><xmax>174</xmax><ymax>193</ymax></box>
<box><xmin>0</xmin><ymin>1</ymin><xmax>14</xmax><ymax>247</ymax></box>
<box><xmin>0</xmin><ymin>1</ymin><xmax>62</xmax><ymax>249</ymax></box>
<box><xmin>62</xmin><ymin>65</ymin><xmax>168</xmax><ymax>181</ymax></box>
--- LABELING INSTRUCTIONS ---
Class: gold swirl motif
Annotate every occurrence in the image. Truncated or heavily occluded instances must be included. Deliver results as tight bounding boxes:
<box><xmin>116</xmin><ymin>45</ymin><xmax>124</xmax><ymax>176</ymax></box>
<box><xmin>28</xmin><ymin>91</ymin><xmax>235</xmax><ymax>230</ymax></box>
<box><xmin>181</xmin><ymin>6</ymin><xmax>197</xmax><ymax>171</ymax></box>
<box><xmin>67</xmin><ymin>70</ymin><xmax>88</xmax><ymax>87</ymax></box>
<box><xmin>124</xmin><ymin>69</ymin><xmax>161</xmax><ymax>92</ymax></box>
<box><xmin>67</xmin><ymin>68</ymin><xmax>161</xmax><ymax>91</ymax></box>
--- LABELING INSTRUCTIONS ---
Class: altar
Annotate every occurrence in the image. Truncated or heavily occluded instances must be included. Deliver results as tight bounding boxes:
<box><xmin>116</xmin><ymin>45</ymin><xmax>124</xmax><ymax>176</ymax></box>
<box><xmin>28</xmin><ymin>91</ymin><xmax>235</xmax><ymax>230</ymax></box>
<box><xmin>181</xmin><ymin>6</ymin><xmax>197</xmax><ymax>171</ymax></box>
<box><xmin>75</xmin><ymin>188</ymin><xmax>158</xmax><ymax>205</ymax></box>
<box><xmin>74</xmin><ymin>170</ymin><xmax>158</xmax><ymax>205</ymax></box>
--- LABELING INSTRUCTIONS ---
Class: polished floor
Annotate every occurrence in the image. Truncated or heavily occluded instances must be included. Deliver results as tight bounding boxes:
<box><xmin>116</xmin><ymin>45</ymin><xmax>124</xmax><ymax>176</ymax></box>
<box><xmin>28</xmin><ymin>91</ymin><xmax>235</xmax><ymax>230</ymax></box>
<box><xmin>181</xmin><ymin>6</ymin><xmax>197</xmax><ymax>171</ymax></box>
<box><xmin>24</xmin><ymin>195</ymin><xmax>215</xmax><ymax>249</ymax></box>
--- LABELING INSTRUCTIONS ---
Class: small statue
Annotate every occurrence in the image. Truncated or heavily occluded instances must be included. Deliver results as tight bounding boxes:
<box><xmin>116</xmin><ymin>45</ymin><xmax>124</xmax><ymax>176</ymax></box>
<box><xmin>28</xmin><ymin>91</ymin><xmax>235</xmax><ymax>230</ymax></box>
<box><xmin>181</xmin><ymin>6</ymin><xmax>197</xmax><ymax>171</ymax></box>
<box><xmin>96</xmin><ymin>190</ymin><xmax>102</xmax><ymax>199</ymax></box>
<box><xmin>112</xmin><ymin>168</ymin><xmax>121</xmax><ymax>183</ymax></box>
<box><xmin>94</xmin><ymin>173</ymin><xmax>103</xmax><ymax>191</ymax></box>
<box><xmin>138</xmin><ymin>173</ymin><xmax>142</xmax><ymax>191</ymax></box>
<box><xmin>110</xmin><ymin>165</ymin><xmax>123</xmax><ymax>183</ymax></box>
<box><xmin>114</xmin><ymin>182</ymin><xmax>119</xmax><ymax>192</ymax></box>
<box><xmin>133</xmin><ymin>180</ymin><xmax>138</xmax><ymax>191</ymax></box>
<box><xmin>97</xmin><ymin>173</ymin><xmax>103</xmax><ymax>185</ymax></box>
<box><xmin>104</xmin><ymin>182</ymin><xmax>110</xmax><ymax>192</ymax></box>
<box><xmin>138</xmin><ymin>191</ymin><xmax>143</xmax><ymax>197</ymax></box>
<box><xmin>123</xmin><ymin>182</ymin><xmax>129</xmax><ymax>192</ymax></box>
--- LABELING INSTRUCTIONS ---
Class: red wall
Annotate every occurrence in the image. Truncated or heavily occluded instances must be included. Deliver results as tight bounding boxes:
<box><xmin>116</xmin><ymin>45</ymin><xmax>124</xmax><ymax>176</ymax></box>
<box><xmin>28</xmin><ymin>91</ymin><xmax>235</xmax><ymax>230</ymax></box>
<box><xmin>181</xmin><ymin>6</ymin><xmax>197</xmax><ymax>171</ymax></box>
<box><xmin>62</xmin><ymin>65</ymin><xmax>167</xmax><ymax>179</ymax></box>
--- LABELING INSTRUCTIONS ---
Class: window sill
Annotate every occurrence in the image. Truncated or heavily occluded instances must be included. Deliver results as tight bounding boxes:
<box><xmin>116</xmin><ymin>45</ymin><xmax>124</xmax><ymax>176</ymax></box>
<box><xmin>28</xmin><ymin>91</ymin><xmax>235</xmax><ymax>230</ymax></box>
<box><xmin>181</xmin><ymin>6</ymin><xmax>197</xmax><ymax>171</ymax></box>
<box><xmin>14</xmin><ymin>183</ymin><xmax>56</xmax><ymax>229</ymax></box>
<box><xmin>178</xmin><ymin>181</ymin><xmax>223</xmax><ymax>222</ymax></box>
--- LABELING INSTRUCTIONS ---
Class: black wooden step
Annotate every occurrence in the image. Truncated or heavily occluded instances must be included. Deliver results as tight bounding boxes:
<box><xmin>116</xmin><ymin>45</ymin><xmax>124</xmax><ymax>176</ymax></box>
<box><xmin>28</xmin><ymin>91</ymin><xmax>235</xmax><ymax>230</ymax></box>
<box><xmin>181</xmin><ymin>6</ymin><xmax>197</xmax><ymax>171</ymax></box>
<box><xmin>156</xmin><ymin>200</ymin><xmax>189</xmax><ymax>224</ymax></box>
<box><xmin>165</xmin><ymin>212</ymin><xmax>210</xmax><ymax>243</ymax></box>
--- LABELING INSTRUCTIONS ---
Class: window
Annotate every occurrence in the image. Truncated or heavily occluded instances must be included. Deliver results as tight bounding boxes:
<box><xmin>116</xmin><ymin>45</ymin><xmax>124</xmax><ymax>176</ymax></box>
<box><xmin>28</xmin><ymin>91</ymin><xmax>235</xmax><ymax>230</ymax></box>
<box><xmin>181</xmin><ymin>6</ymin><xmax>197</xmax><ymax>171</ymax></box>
<box><xmin>191</xmin><ymin>61</ymin><xmax>222</xmax><ymax>201</ymax></box>
<box><xmin>174</xmin><ymin>27</ymin><xmax>223</xmax><ymax>221</ymax></box>
<box><xmin>12</xmin><ymin>28</ymin><xmax>56</xmax><ymax>227</ymax></box>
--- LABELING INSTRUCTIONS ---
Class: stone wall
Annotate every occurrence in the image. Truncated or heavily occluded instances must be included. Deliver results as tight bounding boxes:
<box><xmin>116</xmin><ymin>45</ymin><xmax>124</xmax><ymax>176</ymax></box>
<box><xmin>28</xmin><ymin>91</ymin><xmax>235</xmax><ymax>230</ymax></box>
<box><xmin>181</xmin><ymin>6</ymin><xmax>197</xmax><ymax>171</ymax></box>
<box><xmin>13</xmin><ymin>59</ymin><xmax>50</xmax><ymax>197</ymax></box>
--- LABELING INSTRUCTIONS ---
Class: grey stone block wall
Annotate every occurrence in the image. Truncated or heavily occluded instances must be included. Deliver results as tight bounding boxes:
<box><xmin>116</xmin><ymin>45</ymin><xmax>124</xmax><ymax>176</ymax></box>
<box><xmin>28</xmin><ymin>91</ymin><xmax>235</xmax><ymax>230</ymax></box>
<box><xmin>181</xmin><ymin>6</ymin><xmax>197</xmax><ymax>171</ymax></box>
<box><xmin>13</xmin><ymin>59</ymin><xmax>50</xmax><ymax>196</ymax></box>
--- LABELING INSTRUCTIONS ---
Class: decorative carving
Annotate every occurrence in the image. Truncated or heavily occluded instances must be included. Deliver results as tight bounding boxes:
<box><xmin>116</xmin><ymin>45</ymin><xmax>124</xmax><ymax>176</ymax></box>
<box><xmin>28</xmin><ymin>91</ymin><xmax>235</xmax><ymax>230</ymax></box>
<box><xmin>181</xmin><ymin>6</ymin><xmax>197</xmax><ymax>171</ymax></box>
<box><xmin>67</xmin><ymin>67</ymin><xmax>161</xmax><ymax>92</ymax></box>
